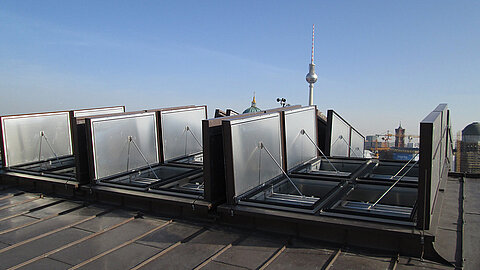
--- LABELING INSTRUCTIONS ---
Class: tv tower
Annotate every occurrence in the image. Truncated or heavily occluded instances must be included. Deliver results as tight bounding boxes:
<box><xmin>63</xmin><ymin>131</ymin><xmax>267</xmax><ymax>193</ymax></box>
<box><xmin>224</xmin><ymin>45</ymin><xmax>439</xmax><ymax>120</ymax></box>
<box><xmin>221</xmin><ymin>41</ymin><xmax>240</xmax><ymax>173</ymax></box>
<box><xmin>306</xmin><ymin>24</ymin><xmax>318</xmax><ymax>106</ymax></box>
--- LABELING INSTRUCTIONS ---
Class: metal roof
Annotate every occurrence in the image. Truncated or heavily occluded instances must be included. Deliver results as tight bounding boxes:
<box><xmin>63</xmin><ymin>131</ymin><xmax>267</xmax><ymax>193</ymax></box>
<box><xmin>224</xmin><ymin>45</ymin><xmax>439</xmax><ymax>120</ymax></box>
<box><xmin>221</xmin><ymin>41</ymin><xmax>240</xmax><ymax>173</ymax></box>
<box><xmin>0</xmin><ymin>176</ymin><xmax>476</xmax><ymax>269</ymax></box>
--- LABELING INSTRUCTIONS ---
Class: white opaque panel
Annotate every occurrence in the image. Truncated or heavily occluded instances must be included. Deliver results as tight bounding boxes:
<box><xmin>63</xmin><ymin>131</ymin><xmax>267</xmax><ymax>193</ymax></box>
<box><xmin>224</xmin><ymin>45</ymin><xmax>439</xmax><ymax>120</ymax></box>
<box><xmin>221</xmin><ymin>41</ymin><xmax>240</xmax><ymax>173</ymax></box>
<box><xmin>350</xmin><ymin>130</ymin><xmax>365</xmax><ymax>158</ymax></box>
<box><xmin>161</xmin><ymin>106</ymin><xmax>206</xmax><ymax>161</ymax></box>
<box><xmin>228</xmin><ymin>113</ymin><xmax>283</xmax><ymax>198</ymax></box>
<box><xmin>90</xmin><ymin>112</ymin><xmax>158</xmax><ymax>180</ymax></box>
<box><xmin>284</xmin><ymin>106</ymin><xmax>317</xmax><ymax>170</ymax></box>
<box><xmin>330</xmin><ymin>114</ymin><xmax>350</xmax><ymax>157</ymax></box>
<box><xmin>73</xmin><ymin>106</ymin><xmax>125</xmax><ymax>118</ymax></box>
<box><xmin>1</xmin><ymin>112</ymin><xmax>73</xmax><ymax>167</ymax></box>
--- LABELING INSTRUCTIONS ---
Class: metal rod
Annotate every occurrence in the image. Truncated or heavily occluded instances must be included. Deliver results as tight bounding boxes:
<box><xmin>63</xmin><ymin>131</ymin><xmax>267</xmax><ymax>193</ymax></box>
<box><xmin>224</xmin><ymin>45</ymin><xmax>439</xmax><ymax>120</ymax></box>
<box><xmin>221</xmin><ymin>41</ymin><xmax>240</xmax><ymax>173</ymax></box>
<box><xmin>186</xmin><ymin>126</ymin><xmax>203</xmax><ymax>149</ymax></box>
<box><xmin>259</xmin><ymin>142</ymin><xmax>303</xmax><ymax>196</ymax></box>
<box><xmin>38</xmin><ymin>131</ymin><xmax>43</xmax><ymax>162</ymax></box>
<box><xmin>39</xmin><ymin>131</ymin><xmax>62</xmax><ymax>164</ymax></box>
<box><xmin>300</xmin><ymin>129</ymin><xmax>339</xmax><ymax>173</ymax></box>
<box><xmin>368</xmin><ymin>154</ymin><xmax>419</xmax><ymax>209</ymax></box>
<box><xmin>339</xmin><ymin>135</ymin><xmax>363</xmax><ymax>158</ymax></box>
<box><xmin>258</xmin><ymin>147</ymin><xmax>262</xmax><ymax>186</ymax></box>
<box><xmin>184</xmin><ymin>127</ymin><xmax>188</xmax><ymax>156</ymax></box>
<box><xmin>126</xmin><ymin>138</ymin><xmax>131</xmax><ymax>172</ymax></box>
<box><xmin>128</xmin><ymin>137</ymin><xmax>160</xmax><ymax>180</ymax></box>
<box><xmin>331</xmin><ymin>135</ymin><xmax>341</xmax><ymax>148</ymax></box>
<box><xmin>389</xmin><ymin>152</ymin><xmax>419</xmax><ymax>180</ymax></box>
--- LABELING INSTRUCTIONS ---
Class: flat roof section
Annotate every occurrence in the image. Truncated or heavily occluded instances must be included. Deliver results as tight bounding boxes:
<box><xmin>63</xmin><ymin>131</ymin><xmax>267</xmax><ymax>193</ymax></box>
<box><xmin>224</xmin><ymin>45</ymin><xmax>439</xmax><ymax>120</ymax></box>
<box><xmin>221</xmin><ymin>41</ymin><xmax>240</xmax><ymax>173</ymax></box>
<box><xmin>0</xmin><ymin>183</ymin><xmax>469</xmax><ymax>269</ymax></box>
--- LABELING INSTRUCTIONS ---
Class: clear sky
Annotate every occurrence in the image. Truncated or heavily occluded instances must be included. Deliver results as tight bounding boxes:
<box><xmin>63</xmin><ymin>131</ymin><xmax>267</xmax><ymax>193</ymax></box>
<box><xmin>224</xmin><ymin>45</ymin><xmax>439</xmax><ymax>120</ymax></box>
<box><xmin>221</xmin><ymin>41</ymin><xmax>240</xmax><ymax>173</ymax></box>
<box><xmin>1</xmin><ymin>1</ymin><xmax>479</xmax><ymax>137</ymax></box>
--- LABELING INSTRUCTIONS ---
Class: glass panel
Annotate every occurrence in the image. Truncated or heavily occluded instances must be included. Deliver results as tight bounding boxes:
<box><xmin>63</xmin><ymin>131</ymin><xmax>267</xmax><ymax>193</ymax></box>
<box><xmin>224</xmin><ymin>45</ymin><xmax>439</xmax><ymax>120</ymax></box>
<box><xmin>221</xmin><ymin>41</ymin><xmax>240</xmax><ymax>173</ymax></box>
<box><xmin>296</xmin><ymin>158</ymin><xmax>363</xmax><ymax>177</ymax></box>
<box><xmin>330</xmin><ymin>114</ymin><xmax>350</xmax><ymax>157</ymax></box>
<box><xmin>1</xmin><ymin>112</ymin><xmax>73</xmax><ymax>167</ymax></box>
<box><xmin>228</xmin><ymin>113</ymin><xmax>283</xmax><ymax>197</ymax></box>
<box><xmin>103</xmin><ymin>165</ymin><xmax>195</xmax><ymax>187</ymax></box>
<box><xmin>73</xmin><ymin>106</ymin><xmax>124</xmax><ymax>118</ymax></box>
<box><xmin>284</xmin><ymin>106</ymin><xmax>317</xmax><ymax>170</ymax></box>
<box><xmin>246</xmin><ymin>177</ymin><xmax>342</xmax><ymax>209</ymax></box>
<box><xmin>90</xmin><ymin>112</ymin><xmax>159</xmax><ymax>180</ymax></box>
<box><xmin>161</xmin><ymin>106</ymin><xmax>206</xmax><ymax>161</ymax></box>
<box><xmin>173</xmin><ymin>153</ymin><xmax>203</xmax><ymax>165</ymax></box>
<box><xmin>350</xmin><ymin>129</ymin><xmax>365</xmax><ymax>158</ymax></box>
<box><xmin>331</xmin><ymin>184</ymin><xmax>417</xmax><ymax>219</ymax></box>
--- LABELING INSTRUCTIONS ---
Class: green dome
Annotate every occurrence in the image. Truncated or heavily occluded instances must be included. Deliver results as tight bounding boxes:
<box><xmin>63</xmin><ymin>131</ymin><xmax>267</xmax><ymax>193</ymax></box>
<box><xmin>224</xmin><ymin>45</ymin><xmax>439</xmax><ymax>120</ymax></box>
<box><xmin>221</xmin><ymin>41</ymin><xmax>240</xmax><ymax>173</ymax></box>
<box><xmin>243</xmin><ymin>106</ymin><xmax>262</xmax><ymax>114</ymax></box>
<box><xmin>243</xmin><ymin>95</ymin><xmax>261</xmax><ymax>114</ymax></box>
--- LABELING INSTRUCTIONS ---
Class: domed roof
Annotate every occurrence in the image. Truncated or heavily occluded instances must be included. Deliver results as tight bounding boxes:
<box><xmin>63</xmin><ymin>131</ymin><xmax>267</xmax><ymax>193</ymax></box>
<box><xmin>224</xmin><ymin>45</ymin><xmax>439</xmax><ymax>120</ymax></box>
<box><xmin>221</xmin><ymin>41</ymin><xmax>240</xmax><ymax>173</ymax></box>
<box><xmin>243</xmin><ymin>95</ymin><xmax>261</xmax><ymax>114</ymax></box>
<box><xmin>462</xmin><ymin>122</ymin><xmax>480</xmax><ymax>136</ymax></box>
<box><xmin>243</xmin><ymin>106</ymin><xmax>262</xmax><ymax>114</ymax></box>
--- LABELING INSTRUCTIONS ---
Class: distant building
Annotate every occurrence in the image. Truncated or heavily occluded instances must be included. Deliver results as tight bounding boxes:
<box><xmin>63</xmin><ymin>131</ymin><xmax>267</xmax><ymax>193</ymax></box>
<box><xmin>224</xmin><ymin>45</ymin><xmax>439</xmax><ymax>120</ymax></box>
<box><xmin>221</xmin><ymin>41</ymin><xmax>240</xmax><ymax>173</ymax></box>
<box><xmin>458</xmin><ymin>122</ymin><xmax>480</xmax><ymax>173</ymax></box>
<box><xmin>395</xmin><ymin>123</ymin><xmax>405</xmax><ymax>148</ymax></box>
<box><xmin>243</xmin><ymin>95</ymin><xmax>261</xmax><ymax>114</ymax></box>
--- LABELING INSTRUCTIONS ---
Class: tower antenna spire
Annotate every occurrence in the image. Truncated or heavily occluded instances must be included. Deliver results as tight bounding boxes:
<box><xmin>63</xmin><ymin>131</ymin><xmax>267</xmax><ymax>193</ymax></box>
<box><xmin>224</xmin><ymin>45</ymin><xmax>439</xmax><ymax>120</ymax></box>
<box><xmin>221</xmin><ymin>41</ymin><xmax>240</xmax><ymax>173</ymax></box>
<box><xmin>311</xmin><ymin>24</ymin><xmax>315</xmax><ymax>64</ymax></box>
<box><xmin>306</xmin><ymin>24</ymin><xmax>318</xmax><ymax>106</ymax></box>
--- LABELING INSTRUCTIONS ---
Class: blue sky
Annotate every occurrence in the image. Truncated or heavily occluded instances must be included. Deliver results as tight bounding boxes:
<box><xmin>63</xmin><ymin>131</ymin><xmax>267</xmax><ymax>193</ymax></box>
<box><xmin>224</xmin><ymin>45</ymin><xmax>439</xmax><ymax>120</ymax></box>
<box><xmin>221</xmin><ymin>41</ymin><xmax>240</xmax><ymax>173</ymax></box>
<box><xmin>1</xmin><ymin>1</ymin><xmax>479</xmax><ymax>136</ymax></box>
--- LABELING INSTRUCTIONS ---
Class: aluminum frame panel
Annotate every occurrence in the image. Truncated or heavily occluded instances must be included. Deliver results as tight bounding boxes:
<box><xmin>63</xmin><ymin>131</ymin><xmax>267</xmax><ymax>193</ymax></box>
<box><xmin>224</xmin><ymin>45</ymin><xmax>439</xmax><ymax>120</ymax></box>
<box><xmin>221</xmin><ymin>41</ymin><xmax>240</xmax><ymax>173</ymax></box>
<box><xmin>350</xmin><ymin>129</ymin><xmax>365</xmax><ymax>158</ymax></box>
<box><xmin>161</xmin><ymin>106</ymin><xmax>206</xmax><ymax>162</ymax></box>
<box><xmin>73</xmin><ymin>106</ymin><xmax>125</xmax><ymax>118</ymax></box>
<box><xmin>284</xmin><ymin>106</ymin><xmax>317</xmax><ymax>171</ymax></box>
<box><xmin>227</xmin><ymin>113</ymin><xmax>283</xmax><ymax>198</ymax></box>
<box><xmin>89</xmin><ymin>112</ymin><xmax>159</xmax><ymax>180</ymax></box>
<box><xmin>1</xmin><ymin>112</ymin><xmax>73</xmax><ymax>167</ymax></box>
<box><xmin>330</xmin><ymin>113</ymin><xmax>350</xmax><ymax>157</ymax></box>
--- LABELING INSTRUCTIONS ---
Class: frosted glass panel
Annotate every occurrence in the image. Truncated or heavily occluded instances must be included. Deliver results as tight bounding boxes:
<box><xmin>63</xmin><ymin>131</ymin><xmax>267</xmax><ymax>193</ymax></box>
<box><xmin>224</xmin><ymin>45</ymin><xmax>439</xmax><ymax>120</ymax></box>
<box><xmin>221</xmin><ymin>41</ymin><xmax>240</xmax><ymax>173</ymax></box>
<box><xmin>228</xmin><ymin>114</ymin><xmax>283</xmax><ymax>197</ymax></box>
<box><xmin>90</xmin><ymin>112</ymin><xmax>158</xmax><ymax>180</ymax></box>
<box><xmin>284</xmin><ymin>106</ymin><xmax>317</xmax><ymax>170</ymax></box>
<box><xmin>330</xmin><ymin>114</ymin><xmax>350</xmax><ymax>157</ymax></box>
<box><xmin>1</xmin><ymin>112</ymin><xmax>73</xmax><ymax>167</ymax></box>
<box><xmin>73</xmin><ymin>106</ymin><xmax>125</xmax><ymax>118</ymax></box>
<box><xmin>161</xmin><ymin>106</ymin><xmax>206</xmax><ymax>161</ymax></box>
<box><xmin>350</xmin><ymin>130</ymin><xmax>365</xmax><ymax>158</ymax></box>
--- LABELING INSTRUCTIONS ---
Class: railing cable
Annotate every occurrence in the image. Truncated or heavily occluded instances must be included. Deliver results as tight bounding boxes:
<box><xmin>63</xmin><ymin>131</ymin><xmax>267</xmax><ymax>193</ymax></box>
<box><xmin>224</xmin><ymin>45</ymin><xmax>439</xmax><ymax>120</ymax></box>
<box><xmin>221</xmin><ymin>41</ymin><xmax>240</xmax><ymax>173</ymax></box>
<box><xmin>259</xmin><ymin>142</ymin><xmax>303</xmax><ymax>196</ymax></box>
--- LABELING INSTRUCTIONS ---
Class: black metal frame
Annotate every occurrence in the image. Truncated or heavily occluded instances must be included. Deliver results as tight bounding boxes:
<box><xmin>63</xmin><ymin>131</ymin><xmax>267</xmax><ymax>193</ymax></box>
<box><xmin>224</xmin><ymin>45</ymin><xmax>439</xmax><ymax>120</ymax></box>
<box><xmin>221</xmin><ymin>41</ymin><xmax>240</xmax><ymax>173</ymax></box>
<box><xmin>84</xmin><ymin>106</ymin><xmax>212</xmax><ymax>200</ymax></box>
<box><xmin>220</xmin><ymin>105</ymin><xmax>454</xmax><ymax>227</ymax></box>
<box><xmin>289</xmin><ymin>157</ymin><xmax>370</xmax><ymax>179</ymax></box>
<box><xmin>72</xmin><ymin>106</ymin><xmax>126</xmax><ymax>184</ymax></box>
<box><xmin>0</xmin><ymin>106</ymin><xmax>128</xmax><ymax>185</ymax></box>
<box><xmin>324</xmin><ymin>110</ymin><xmax>365</xmax><ymax>157</ymax></box>
<box><xmin>417</xmin><ymin>104</ymin><xmax>452</xmax><ymax>230</ymax></box>
<box><xmin>204</xmin><ymin>106</ymin><xmax>302</xmax><ymax>204</ymax></box>
<box><xmin>8</xmin><ymin>155</ymin><xmax>76</xmax><ymax>180</ymax></box>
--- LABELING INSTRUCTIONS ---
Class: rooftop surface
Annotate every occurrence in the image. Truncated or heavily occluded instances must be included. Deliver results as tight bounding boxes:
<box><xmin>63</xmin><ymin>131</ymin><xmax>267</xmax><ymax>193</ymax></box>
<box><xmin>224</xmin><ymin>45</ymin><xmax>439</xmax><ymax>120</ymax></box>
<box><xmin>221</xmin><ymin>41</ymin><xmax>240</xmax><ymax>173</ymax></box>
<box><xmin>0</xmin><ymin>175</ymin><xmax>478</xmax><ymax>269</ymax></box>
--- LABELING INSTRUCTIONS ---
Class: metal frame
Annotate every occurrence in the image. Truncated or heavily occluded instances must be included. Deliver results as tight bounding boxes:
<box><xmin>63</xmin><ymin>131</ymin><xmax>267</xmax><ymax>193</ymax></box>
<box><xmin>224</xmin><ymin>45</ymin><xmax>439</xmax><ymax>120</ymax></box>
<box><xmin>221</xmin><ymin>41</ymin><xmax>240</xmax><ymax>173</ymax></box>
<box><xmin>417</xmin><ymin>104</ymin><xmax>452</xmax><ymax>230</ymax></box>
<box><xmin>83</xmin><ymin>107</ymin><xmax>210</xmax><ymax>200</ymax></box>
<box><xmin>203</xmin><ymin>106</ymin><xmax>301</xmax><ymax>204</ymax></box>
<box><xmin>87</xmin><ymin>111</ymin><xmax>159</xmax><ymax>181</ymax></box>
<box><xmin>280</xmin><ymin>106</ymin><xmax>318</xmax><ymax>172</ymax></box>
<box><xmin>157</xmin><ymin>105</ymin><xmax>207</xmax><ymax>163</ymax></box>
<box><xmin>0</xmin><ymin>111</ymin><xmax>74</xmax><ymax>168</ymax></box>
<box><xmin>221</xmin><ymin>105</ymin><xmax>429</xmax><ymax>226</ymax></box>
<box><xmin>72</xmin><ymin>106</ymin><xmax>125</xmax><ymax>118</ymax></box>
<box><xmin>0</xmin><ymin>106</ymin><xmax>128</xmax><ymax>184</ymax></box>
<box><xmin>289</xmin><ymin>157</ymin><xmax>370</xmax><ymax>179</ymax></box>
<box><xmin>325</xmin><ymin>110</ymin><xmax>365</xmax><ymax>158</ymax></box>
<box><xmin>357</xmin><ymin>159</ymin><xmax>419</xmax><ymax>187</ymax></box>
<box><xmin>72</xmin><ymin>106</ymin><xmax>126</xmax><ymax>183</ymax></box>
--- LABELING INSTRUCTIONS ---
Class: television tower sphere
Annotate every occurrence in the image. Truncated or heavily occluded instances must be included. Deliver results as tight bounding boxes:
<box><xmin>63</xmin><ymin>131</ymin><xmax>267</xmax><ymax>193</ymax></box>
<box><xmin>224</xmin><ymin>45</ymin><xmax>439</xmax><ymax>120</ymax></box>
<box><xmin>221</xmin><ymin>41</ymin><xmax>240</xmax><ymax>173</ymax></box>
<box><xmin>306</xmin><ymin>64</ymin><xmax>318</xmax><ymax>83</ymax></box>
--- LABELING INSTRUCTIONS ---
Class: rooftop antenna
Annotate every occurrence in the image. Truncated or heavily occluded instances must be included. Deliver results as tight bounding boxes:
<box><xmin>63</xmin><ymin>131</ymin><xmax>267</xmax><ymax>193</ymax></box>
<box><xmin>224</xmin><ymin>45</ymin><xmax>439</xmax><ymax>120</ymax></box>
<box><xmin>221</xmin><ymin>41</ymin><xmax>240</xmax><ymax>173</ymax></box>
<box><xmin>306</xmin><ymin>24</ymin><xmax>318</xmax><ymax>106</ymax></box>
